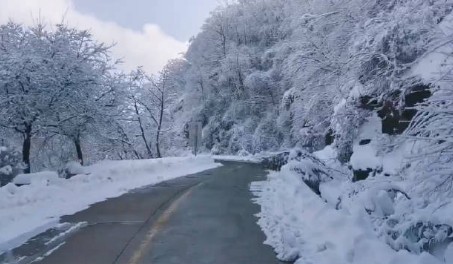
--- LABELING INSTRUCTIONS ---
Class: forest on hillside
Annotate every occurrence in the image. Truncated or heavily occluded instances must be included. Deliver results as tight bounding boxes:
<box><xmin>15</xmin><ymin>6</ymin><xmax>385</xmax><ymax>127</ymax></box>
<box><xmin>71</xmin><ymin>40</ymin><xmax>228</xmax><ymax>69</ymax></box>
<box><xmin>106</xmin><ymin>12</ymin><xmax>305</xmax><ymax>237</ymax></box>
<box><xmin>173</xmin><ymin>0</ymin><xmax>451</xmax><ymax>158</ymax></box>
<box><xmin>2</xmin><ymin>0</ymin><xmax>452</xmax><ymax>172</ymax></box>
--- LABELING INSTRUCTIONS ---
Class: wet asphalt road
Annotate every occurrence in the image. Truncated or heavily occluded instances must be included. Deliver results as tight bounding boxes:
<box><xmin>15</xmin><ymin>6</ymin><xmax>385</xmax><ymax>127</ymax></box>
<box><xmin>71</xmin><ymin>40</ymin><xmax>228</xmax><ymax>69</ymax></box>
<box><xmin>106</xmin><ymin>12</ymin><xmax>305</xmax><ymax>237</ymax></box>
<box><xmin>5</xmin><ymin>161</ymin><xmax>284</xmax><ymax>264</ymax></box>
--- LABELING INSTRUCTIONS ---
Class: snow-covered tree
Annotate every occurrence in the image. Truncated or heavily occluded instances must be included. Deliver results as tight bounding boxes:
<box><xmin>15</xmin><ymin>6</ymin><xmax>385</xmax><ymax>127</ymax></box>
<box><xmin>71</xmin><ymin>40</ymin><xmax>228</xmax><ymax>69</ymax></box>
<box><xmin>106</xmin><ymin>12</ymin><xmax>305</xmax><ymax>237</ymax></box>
<box><xmin>0</xmin><ymin>22</ymin><xmax>118</xmax><ymax>170</ymax></box>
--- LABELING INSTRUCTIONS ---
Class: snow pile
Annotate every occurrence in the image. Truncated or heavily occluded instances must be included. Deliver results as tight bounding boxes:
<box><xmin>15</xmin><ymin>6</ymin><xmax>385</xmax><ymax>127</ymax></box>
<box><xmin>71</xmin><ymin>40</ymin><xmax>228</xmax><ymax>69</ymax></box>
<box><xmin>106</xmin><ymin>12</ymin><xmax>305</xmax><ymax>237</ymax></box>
<box><xmin>59</xmin><ymin>161</ymin><xmax>86</xmax><ymax>179</ymax></box>
<box><xmin>251</xmin><ymin>154</ymin><xmax>444</xmax><ymax>264</ymax></box>
<box><xmin>13</xmin><ymin>171</ymin><xmax>59</xmax><ymax>186</ymax></box>
<box><xmin>0</xmin><ymin>156</ymin><xmax>220</xmax><ymax>252</ymax></box>
<box><xmin>349</xmin><ymin>114</ymin><xmax>382</xmax><ymax>172</ymax></box>
<box><xmin>252</xmin><ymin>109</ymin><xmax>453</xmax><ymax>264</ymax></box>
<box><xmin>252</xmin><ymin>78</ymin><xmax>453</xmax><ymax>263</ymax></box>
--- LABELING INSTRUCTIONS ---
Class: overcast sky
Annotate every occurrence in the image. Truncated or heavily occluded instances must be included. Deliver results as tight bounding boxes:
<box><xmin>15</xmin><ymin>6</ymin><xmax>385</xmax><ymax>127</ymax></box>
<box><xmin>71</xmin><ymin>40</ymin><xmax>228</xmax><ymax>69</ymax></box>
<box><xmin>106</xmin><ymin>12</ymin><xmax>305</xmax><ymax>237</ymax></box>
<box><xmin>73</xmin><ymin>0</ymin><xmax>219</xmax><ymax>42</ymax></box>
<box><xmin>0</xmin><ymin>0</ymin><xmax>219</xmax><ymax>73</ymax></box>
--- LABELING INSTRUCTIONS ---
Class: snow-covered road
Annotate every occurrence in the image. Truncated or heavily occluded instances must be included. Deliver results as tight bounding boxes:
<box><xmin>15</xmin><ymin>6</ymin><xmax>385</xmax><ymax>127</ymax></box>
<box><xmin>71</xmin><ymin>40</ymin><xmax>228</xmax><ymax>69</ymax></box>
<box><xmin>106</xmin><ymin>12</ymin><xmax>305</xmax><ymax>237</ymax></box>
<box><xmin>1</xmin><ymin>161</ymin><xmax>283</xmax><ymax>264</ymax></box>
<box><xmin>0</xmin><ymin>156</ymin><xmax>220</xmax><ymax>254</ymax></box>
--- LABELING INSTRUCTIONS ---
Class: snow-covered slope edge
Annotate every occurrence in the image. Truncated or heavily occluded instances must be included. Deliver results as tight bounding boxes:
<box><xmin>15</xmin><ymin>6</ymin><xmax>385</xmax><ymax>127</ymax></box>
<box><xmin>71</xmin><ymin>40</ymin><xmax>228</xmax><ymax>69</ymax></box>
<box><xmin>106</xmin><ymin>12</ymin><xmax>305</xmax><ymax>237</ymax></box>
<box><xmin>0</xmin><ymin>156</ymin><xmax>221</xmax><ymax>252</ymax></box>
<box><xmin>252</xmin><ymin>118</ymin><xmax>453</xmax><ymax>264</ymax></box>
<box><xmin>250</xmin><ymin>3</ymin><xmax>453</xmax><ymax>263</ymax></box>
<box><xmin>251</xmin><ymin>150</ymin><xmax>448</xmax><ymax>264</ymax></box>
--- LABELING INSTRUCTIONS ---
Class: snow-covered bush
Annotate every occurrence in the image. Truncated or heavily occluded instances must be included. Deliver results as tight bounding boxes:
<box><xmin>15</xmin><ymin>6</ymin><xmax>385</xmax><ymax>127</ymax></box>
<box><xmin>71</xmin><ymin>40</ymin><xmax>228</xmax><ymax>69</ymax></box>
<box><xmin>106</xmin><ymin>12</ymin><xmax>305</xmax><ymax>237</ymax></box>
<box><xmin>59</xmin><ymin>161</ymin><xmax>86</xmax><ymax>179</ymax></box>
<box><xmin>404</xmin><ymin>83</ymin><xmax>453</xmax><ymax>200</ymax></box>
<box><xmin>332</xmin><ymin>100</ymin><xmax>368</xmax><ymax>163</ymax></box>
<box><xmin>0</xmin><ymin>146</ymin><xmax>23</xmax><ymax>186</ymax></box>
<box><xmin>389</xmin><ymin>221</ymin><xmax>453</xmax><ymax>255</ymax></box>
<box><xmin>252</xmin><ymin>162</ymin><xmax>446</xmax><ymax>264</ymax></box>
<box><xmin>252</xmin><ymin>112</ymin><xmax>283</xmax><ymax>153</ymax></box>
<box><xmin>284</xmin><ymin>149</ymin><xmax>333</xmax><ymax>195</ymax></box>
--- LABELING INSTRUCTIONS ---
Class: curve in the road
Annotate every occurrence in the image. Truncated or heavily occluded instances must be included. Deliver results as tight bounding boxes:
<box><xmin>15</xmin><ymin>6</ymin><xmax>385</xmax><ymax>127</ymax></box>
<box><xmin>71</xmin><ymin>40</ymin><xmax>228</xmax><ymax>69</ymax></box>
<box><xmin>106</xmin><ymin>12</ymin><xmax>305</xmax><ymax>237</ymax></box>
<box><xmin>4</xmin><ymin>161</ymin><xmax>286</xmax><ymax>264</ymax></box>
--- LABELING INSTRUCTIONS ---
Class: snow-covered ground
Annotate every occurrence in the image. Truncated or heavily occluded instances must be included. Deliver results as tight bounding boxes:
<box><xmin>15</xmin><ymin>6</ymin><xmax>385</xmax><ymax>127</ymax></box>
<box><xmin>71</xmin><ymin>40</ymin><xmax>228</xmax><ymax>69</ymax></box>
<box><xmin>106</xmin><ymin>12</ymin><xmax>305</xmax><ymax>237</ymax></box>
<box><xmin>251</xmin><ymin>117</ymin><xmax>453</xmax><ymax>264</ymax></box>
<box><xmin>13</xmin><ymin>171</ymin><xmax>59</xmax><ymax>186</ymax></box>
<box><xmin>252</xmin><ymin>166</ymin><xmax>445</xmax><ymax>264</ymax></box>
<box><xmin>0</xmin><ymin>156</ymin><xmax>220</xmax><ymax>253</ymax></box>
<box><xmin>250</xmin><ymin>11</ymin><xmax>453</xmax><ymax>264</ymax></box>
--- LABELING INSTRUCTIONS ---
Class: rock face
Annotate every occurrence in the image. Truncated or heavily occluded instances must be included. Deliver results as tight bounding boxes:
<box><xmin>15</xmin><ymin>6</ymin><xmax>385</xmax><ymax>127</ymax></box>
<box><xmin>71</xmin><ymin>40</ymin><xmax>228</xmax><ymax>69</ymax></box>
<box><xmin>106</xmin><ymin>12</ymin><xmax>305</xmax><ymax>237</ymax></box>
<box><xmin>350</xmin><ymin>85</ymin><xmax>431</xmax><ymax>183</ymax></box>
<box><xmin>360</xmin><ymin>84</ymin><xmax>432</xmax><ymax>136</ymax></box>
<box><xmin>359</xmin><ymin>139</ymin><xmax>372</xmax><ymax>145</ymax></box>
<box><xmin>353</xmin><ymin>168</ymin><xmax>374</xmax><ymax>182</ymax></box>
<box><xmin>325</xmin><ymin>129</ymin><xmax>335</xmax><ymax>146</ymax></box>
<box><xmin>378</xmin><ymin>101</ymin><xmax>402</xmax><ymax>135</ymax></box>
<box><xmin>261</xmin><ymin>151</ymin><xmax>290</xmax><ymax>171</ymax></box>
<box><xmin>399</xmin><ymin>84</ymin><xmax>432</xmax><ymax>132</ymax></box>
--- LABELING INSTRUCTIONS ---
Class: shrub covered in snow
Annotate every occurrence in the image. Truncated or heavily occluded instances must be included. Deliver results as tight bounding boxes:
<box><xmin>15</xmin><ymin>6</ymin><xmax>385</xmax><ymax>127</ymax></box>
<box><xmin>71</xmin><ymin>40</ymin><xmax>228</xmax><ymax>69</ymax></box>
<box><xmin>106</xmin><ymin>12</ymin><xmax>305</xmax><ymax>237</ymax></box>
<box><xmin>0</xmin><ymin>146</ymin><xmax>23</xmax><ymax>187</ymax></box>
<box><xmin>252</xmin><ymin>149</ymin><xmax>452</xmax><ymax>264</ymax></box>
<box><xmin>58</xmin><ymin>161</ymin><xmax>86</xmax><ymax>179</ymax></box>
<box><xmin>284</xmin><ymin>149</ymin><xmax>333</xmax><ymax>195</ymax></box>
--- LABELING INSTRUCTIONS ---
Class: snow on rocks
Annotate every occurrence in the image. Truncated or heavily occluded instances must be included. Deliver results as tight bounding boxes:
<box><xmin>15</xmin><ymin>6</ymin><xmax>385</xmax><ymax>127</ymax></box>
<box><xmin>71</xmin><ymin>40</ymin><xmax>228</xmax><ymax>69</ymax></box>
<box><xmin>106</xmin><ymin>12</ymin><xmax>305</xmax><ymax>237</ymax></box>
<box><xmin>252</xmin><ymin>160</ymin><xmax>442</xmax><ymax>264</ymax></box>
<box><xmin>349</xmin><ymin>113</ymin><xmax>383</xmax><ymax>181</ymax></box>
<box><xmin>0</xmin><ymin>156</ymin><xmax>220</xmax><ymax>253</ymax></box>
<box><xmin>59</xmin><ymin>161</ymin><xmax>86</xmax><ymax>179</ymax></box>
<box><xmin>252</xmin><ymin>108</ymin><xmax>453</xmax><ymax>263</ymax></box>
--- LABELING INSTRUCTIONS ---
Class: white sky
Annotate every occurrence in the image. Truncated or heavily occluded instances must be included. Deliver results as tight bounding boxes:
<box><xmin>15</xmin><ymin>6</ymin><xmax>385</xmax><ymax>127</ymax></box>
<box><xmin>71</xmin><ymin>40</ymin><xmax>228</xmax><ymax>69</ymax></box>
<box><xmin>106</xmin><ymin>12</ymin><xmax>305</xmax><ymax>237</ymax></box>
<box><xmin>0</xmin><ymin>0</ymin><xmax>219</xmax><ymax>74</ymax></box>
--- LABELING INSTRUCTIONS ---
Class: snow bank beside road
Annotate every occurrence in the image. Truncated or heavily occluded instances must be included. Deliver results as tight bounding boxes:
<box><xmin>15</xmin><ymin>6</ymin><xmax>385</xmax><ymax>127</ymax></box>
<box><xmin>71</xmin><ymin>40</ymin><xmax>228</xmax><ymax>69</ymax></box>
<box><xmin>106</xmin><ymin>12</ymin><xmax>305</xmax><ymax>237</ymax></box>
<box><xmin>13</xmin><ymin>171</ymin><xmax>59</xmax><ymax>185</ymax></box>
<box><xmin>252</xmin><ymin>166</ymin><xmax>442</xmax><ymax>264</ymax></box>
<box><xmin>0</xmin><ymin>156</ymin><xmax>220</xmax><ymax>252</ymax></box>
<box><xmin>213</xmin><ymin>155</ymin><xmax>262</xmax><ymax>163</ymax></box>
<box><xmin>252</xmin><ymin>139</ymin><xmax>453</xmax><ymax>263</ymax></box>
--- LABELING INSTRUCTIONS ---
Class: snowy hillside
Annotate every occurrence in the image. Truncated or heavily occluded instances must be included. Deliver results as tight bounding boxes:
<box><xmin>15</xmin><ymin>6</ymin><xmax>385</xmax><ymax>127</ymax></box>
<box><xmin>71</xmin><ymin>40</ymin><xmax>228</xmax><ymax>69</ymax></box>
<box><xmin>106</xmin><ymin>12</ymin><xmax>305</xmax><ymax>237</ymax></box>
<box><xmin>167</xmin><ymin>0</ymin><xmax>453</xmax><ymax>158</ymax></box>
<box><xmin>155</xmin><ymin>0</ymin><xmax>453</xmax><ymax>263</ymax></box>
<box><xmin>245</xmin><ymin>1</ymin><xmax>453</xmax><ymax>261</ymax></box>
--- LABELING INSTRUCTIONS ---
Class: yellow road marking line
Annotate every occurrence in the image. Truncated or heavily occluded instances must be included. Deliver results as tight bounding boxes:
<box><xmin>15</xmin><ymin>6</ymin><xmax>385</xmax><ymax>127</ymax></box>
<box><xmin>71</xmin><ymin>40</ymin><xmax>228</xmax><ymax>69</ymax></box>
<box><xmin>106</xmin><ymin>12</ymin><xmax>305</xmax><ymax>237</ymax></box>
<box><xmin>128</xmin><ymin>183</ymin><xmax>203</xmax><ymax>264</ymax></box>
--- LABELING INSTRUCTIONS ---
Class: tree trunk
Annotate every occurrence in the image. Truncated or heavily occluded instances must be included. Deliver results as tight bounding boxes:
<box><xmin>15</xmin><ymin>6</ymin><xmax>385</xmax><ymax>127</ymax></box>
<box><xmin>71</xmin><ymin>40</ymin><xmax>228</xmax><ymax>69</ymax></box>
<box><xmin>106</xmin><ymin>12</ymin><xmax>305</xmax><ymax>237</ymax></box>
<box><xmin>155</xmin><ymin>140</ymin><xmax>161</xmax><ymax>159</ymax></box>
<box><xmin>155</xmin><ymin>121</ymin><xmax>162</xmax><ymax>158</ymax></box>
<box><xmin>155</xmin><ymin>94</ymin><xmax>164</xmax><ymax>159</ymax></box>
<box><xmin>74</xmin><ymin>137</ymin><xmax>84</xmax><ymax>165</ymax></box>
<box><xmin>22</xmin><ymin>124</ymin><xmax>32</xmax><ymax>174</ymax></box>
<box><xmin>134</xmin><ymin>100</ymin><xmax>153</xmax><ymax>158</ymax></box>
